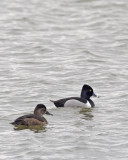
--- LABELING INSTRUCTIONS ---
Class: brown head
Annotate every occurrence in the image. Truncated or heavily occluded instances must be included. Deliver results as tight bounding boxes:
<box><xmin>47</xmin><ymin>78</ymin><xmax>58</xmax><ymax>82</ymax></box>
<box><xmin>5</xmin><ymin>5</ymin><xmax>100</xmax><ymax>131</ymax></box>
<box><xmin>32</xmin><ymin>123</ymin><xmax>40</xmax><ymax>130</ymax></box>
<box><xmin>34</xmin><ymin>104</ymin><xmax>53</xmax><ymax>117</ymax></box>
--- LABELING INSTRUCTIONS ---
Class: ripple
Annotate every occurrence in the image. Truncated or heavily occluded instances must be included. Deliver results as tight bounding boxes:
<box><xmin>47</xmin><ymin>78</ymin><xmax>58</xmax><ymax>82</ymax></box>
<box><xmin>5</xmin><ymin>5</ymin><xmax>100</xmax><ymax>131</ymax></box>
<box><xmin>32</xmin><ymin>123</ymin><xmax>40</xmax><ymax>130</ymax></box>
<box><xmin>0</xmin><ymin>0</ymin><xmax>128</xmax><ymax>159</ymax></box>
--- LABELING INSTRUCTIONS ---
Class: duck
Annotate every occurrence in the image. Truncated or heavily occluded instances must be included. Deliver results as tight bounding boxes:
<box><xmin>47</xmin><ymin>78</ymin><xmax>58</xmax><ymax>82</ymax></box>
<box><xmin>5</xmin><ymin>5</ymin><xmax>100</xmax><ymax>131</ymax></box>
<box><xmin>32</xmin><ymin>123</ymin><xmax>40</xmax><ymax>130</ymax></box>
<box><xmin>50</xmin><ymin>84</ymin><xmax>99</xmax><ymax>108</ymax></box>
<box><xmin>11</xmin><ymin>104</ymin><xmax>53</xmax><ymax>126</ymax></box>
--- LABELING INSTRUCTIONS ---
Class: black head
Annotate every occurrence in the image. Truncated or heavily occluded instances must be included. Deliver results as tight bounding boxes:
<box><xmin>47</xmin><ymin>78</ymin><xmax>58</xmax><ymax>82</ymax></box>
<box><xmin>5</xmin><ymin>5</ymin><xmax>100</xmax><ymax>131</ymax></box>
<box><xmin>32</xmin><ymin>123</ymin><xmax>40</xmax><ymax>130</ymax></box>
<box><xmin>80</xmin><ymin>84</ymin><xmax>98</xmax><ymax>99</ymax></box>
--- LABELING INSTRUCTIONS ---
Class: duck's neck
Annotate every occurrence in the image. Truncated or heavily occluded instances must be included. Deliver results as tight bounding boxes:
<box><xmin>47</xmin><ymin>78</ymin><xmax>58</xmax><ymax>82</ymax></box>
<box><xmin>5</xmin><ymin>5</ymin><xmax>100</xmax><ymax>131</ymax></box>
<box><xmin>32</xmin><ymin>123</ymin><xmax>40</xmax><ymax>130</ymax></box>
<box><xmin>34</xmin><ymin>110</ymin><xmax>42</xmax><ymax>117</ymax></box>
<box><xmin>88</xmin><ymin>99</ymin><xmax>95</xmax><ymax>107</ymax></box>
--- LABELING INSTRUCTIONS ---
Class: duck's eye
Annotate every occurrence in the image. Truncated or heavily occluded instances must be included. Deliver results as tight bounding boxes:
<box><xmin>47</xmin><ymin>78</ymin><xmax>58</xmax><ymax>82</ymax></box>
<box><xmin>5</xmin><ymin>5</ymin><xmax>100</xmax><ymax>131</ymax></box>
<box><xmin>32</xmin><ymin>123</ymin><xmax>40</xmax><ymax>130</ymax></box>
<box><xmin>89</xmin><ymin>89</ymin><xmax>92</xmax><ymax>92</ymax></box>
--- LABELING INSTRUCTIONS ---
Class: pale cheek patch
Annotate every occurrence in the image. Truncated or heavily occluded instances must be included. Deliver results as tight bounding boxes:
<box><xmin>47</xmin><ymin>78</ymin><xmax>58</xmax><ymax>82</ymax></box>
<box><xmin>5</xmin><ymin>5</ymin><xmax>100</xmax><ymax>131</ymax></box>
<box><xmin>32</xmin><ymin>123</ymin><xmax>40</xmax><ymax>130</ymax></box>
<box><xmin>64</xmin><ymin>99</ymin><xmax>91</xmax><ymax>108</ymax></box>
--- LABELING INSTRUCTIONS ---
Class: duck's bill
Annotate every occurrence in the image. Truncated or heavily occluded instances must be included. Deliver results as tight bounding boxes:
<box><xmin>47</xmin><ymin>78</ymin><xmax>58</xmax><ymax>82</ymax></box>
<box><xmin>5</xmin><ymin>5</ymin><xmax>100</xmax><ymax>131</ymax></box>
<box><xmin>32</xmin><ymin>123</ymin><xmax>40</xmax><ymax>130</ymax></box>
<box><xmin>45</xmin><ymin>110</ymin><xmax>53</xmax><ymax>116</ymax></box>
<box><xmin>93</xmin><ymin>92</ymin><xmax>99</xmax><ymax>98</ymax></box>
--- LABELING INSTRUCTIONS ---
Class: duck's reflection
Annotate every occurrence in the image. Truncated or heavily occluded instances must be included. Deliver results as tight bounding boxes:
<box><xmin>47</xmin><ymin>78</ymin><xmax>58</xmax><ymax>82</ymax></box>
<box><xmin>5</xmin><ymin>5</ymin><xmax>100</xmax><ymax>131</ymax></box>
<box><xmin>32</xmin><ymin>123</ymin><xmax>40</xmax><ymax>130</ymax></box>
<box><xmin>79</xmin><ymin>108</ymin><xmax>94</xmax><ymax>120</ymax></box>
<box><xmin>14</xmin><ymin>125</ymin><xmax>47</xmax><ymax>133</ymax></box>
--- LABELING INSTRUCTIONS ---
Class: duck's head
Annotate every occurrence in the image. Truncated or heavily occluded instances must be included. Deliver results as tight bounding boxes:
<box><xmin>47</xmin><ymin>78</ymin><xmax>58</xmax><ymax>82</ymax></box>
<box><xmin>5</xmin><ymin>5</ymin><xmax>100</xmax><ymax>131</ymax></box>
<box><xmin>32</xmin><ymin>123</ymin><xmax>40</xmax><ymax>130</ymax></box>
<box><xmin>80</xmin><ymin>84</ymin><xmax>99</xmax><ymax>99</ymax></box>
<box><xmin>34</xmin><ymin>104</ymin><xmax>53</xmax><ymax>116</ymax></box>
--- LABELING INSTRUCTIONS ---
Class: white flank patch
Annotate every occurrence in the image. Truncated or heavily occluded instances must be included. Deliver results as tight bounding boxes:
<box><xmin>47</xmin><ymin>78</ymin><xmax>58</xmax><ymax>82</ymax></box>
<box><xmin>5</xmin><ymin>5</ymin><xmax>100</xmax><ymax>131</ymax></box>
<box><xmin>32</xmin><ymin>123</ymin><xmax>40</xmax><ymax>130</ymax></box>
<box><xmin>64</xmin><ymin>99</ymin><xmax>91</xmax><ymax>108</ymax></box>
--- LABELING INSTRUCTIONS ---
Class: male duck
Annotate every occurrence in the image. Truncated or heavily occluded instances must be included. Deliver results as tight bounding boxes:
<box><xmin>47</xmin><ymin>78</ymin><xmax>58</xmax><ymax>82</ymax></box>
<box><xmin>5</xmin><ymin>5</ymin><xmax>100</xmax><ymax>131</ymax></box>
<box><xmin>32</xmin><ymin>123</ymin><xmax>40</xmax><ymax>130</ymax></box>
<box><xmin>51</xmin><ymin>84</ymin><xmax>98</xmax><ymax>108</ymax></box>
<box><xmin>11</xmin><ymin>104</ymin><xmax>53</xmax><ymax>126</ymax></box>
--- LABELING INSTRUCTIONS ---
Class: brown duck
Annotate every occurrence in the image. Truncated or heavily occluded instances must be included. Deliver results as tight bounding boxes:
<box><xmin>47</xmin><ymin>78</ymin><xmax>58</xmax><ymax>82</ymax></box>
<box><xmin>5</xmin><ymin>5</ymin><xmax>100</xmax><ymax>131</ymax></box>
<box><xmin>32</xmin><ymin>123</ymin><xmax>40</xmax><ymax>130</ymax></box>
<box><xmin>11</xmin><ymin>104</ymin><xmax>52</xmax><ymax>126</ymax></box>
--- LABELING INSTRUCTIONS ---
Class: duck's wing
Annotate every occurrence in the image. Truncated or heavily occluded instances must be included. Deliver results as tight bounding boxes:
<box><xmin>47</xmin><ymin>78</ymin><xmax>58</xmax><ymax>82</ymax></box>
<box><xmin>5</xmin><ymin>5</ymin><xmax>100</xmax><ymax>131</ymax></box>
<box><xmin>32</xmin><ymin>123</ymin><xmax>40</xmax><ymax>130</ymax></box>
<box><xmin>11</xmin><ymin>114</ymin><xmax>46</xmax><ymax>125</ymax></box>
<box><xmin>50</xmin><ymin>98</ymin><xmax>71</xmax><ymax>107</ymax></box>
<box><xmin>11</xmin><ymin>114</ymin><xmax>34</xmax><ymax>125</ymax></box>
<box><xmin>50</xmin><ymin>97</ymin><xmax>88</xmax><ymax>107</ymax></box>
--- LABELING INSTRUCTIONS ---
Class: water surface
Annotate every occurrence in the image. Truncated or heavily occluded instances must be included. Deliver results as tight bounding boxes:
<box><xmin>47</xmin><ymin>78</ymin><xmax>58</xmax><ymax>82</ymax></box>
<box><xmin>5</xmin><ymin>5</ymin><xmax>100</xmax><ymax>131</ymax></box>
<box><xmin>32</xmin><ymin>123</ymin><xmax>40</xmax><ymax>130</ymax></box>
<box><xmin>0</xmin><ymin>0</ymin><xmax>128</xmax><ymax>159</ymax></box>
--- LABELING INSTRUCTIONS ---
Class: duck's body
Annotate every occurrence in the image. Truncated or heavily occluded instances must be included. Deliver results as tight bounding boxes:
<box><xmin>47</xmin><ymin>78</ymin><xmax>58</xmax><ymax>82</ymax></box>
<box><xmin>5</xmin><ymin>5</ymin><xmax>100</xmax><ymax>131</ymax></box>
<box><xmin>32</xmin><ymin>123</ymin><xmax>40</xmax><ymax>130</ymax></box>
<box><xmin>11</xmin><ymin>114</ymin><xmax>48</xmax><ymax>126</ymax></box>
<box><xmin>11</xmin><ymin>104</ymin><xmax>52</xmax><ymax>126</ymax></box>
<box><xmin>51</xmin><ymin>97</ymin><xmax>94</xmax><ymax>108</ymax></box>
<box><xmin>51</xmin><ymin>84</ymin><xmax>98</xmax><ymax>108</ymax></box>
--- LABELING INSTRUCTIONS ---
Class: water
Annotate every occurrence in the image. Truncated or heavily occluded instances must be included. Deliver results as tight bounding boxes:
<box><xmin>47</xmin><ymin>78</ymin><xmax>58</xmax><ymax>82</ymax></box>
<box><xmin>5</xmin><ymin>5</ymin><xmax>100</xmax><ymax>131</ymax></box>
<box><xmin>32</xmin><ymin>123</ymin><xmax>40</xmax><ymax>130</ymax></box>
<box><xmin>0</xmin><ymin>0</ymin><xmax>128</xmax><ymax>159</ymax></box>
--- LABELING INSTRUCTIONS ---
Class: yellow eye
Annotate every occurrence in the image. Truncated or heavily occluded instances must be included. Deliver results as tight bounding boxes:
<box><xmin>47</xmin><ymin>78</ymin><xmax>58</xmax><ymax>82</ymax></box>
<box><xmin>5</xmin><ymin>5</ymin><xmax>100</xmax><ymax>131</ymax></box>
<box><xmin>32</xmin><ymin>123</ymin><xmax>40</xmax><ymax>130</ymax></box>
<box><xmin>89</xmin><ymin>89</ymin><xmax>92</xmax><ymax>92</ymax></box>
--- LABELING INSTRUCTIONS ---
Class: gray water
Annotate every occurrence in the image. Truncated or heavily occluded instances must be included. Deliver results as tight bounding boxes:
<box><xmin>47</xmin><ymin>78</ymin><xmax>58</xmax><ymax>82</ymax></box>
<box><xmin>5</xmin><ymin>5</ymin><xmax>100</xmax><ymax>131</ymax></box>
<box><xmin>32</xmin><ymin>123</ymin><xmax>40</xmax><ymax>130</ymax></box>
<box><xmin>0</xmin><ymin>0</ymin><xmax>128</xmax><ymax>159</ymax></box>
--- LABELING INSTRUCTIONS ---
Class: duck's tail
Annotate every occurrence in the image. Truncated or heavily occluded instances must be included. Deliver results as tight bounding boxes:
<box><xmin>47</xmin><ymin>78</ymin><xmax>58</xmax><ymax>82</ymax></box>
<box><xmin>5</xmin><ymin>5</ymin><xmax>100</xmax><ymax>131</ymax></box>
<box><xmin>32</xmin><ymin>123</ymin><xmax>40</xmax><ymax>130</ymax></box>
<box><xmin>10</xmin><ymin>122</ymin><xmax>16</xmax><ymax>125</ymax></box>
<box><xmin>50</xmin><ymin>100</ymin><xmax>55</xmax><ymax>103</ymax></box>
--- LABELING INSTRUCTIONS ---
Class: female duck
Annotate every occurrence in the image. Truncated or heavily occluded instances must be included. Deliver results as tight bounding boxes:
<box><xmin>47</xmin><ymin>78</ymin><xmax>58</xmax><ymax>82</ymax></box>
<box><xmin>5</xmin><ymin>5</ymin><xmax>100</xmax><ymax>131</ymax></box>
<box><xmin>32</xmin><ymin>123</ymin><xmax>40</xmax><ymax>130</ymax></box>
<box><xmin>11</xmin><ymin>104</ymin><xmax>52</xmax><ymax>126</ymax></box>
<box><xmin>51</xmin><ymin>84</ymin><xmax>99</xmax><ymax>108</ymax></box>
